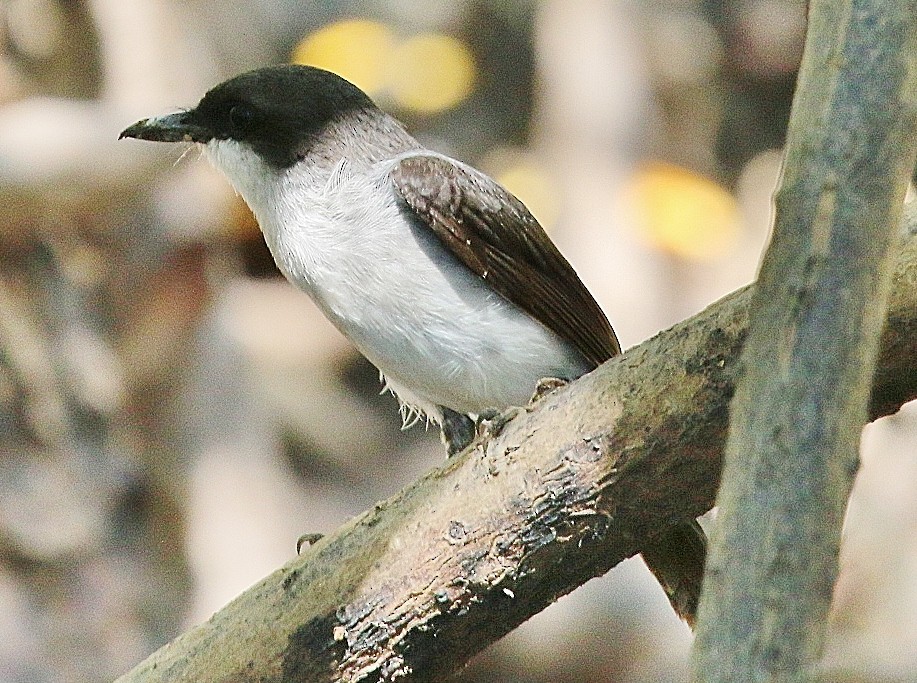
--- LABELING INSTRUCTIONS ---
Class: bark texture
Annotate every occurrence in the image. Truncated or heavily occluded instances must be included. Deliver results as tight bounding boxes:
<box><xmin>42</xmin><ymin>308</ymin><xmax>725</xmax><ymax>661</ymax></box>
<box><xmin>690</xmin><ymin>1</ymin><xmax>917</xmax><ymax>681</ymax></box>
<box><xmin>116</xmin><ymin>207</ymin><xmax>917</xmax><ymax>683</ymax></box>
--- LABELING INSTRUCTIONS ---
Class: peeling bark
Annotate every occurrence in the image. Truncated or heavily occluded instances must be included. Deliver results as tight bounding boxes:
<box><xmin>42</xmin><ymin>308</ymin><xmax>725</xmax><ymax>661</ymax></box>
<box><xmin>115</xmin><ymin>206</ymin><xmax>917</xmax><ymax>683</ymax></box>
<box><xmin>691</xmin><ymin>2</ymin><xmax>917</xmax><ymax>679</ymax></box>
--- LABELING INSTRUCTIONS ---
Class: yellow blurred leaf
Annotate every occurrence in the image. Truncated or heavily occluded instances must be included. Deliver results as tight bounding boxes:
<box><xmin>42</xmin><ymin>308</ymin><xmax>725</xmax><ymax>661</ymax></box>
<box><xmin>494</xmin><ymin>158</ymin><xmax>559</xmax><ymax>231</ymax></box>
<box><xmin>386</xmin><ymin>34</ymin><xmax>475</xmax><ymax>114</ymax></box>
<box><xmin>291</xmin><ymin>19</ymin><xmax>394</xmax><ymax>96</ymax></box>
<box><xmin>626</xmin><ymin>162</ymin><xmax>740</xmax><ymax>260</ymax></box>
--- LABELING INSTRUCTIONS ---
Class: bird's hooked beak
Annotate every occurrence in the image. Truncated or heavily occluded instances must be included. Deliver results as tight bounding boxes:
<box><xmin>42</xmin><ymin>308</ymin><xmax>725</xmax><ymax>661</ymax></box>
<box><xmin>119</xmin><ymin>111</ymin><xmax>213</xmax><ymax>144</ymax></box>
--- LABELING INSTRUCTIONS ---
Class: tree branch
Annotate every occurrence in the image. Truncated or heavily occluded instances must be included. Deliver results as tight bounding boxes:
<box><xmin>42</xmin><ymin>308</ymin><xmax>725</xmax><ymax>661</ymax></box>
<box><xmin>115</xmin><ymin>204</ymin><xmax>917</xmax><ymax>683</ymax></box>
<box><xmin>691</xmin><ymin>2</ymin><xmax>917</xmax><ymax>681</ymax></box>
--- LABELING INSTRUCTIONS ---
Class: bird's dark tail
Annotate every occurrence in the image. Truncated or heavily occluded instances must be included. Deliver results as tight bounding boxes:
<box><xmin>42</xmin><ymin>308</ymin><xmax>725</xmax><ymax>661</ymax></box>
<box><xmin>639</xmin><ymin>519</ymin><xmax>708</xmax><ymax>627</ymax></box>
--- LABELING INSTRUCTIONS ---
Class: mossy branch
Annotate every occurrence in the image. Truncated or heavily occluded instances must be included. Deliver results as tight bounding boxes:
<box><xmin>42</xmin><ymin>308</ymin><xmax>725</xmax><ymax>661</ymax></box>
<box><xmin>115</xmin><ymin>204</ymin><xmax>917</xmax><ymax>683</ymax></box>
<box><xmin>691</xmin><ymin>2</ymin><xmax>917</xmax><ymax>681</ymax></box>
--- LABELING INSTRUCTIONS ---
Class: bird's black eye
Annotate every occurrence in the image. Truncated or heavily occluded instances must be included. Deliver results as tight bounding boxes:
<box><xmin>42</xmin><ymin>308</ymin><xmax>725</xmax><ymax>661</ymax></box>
<box><xmin>228</xmin><ymin>103</ymin><xmax>256</xmax><ymax>133</ymax></box>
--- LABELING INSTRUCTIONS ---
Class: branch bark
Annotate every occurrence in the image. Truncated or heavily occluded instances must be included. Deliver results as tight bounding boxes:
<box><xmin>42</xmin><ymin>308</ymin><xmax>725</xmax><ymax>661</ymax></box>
<box><xmin>691</xmin><ymin>2</ymin><xmax>917</xmax><ymax>681</ymax></box>
<box><xmin>115</xmin><ymin>204</ymin><xmax>917</xmax><ymax>683</ymax></box>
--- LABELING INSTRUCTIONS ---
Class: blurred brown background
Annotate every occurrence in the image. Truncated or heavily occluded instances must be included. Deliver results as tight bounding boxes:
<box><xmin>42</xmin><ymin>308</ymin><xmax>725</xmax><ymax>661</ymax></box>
<box><xmin>1</xmin><ymin>1</ymin><xmax>915</xmax><ymax>681</ymax></box>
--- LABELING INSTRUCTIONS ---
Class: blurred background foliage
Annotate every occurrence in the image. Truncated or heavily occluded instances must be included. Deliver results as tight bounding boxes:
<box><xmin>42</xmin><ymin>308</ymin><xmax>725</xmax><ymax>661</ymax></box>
<box><xmin>0</xmin><ymin>1</ymin><xmax>915</xmax><ymax>681</ymax></box>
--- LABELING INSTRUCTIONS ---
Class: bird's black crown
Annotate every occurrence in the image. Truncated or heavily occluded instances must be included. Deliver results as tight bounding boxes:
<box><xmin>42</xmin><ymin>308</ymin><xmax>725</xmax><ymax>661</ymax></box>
<box><xmin>190</xmin><ymin>65</ymin><xmax>378</xmax><ymax>168</ymax></box>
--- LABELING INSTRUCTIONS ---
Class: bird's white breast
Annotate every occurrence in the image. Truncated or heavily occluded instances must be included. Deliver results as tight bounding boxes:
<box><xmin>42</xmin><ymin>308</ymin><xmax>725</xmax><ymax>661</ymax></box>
<box><xmin>206</xmin><ymin>140</ymin><xmax>588</xmax><ymax>418</ymax></box>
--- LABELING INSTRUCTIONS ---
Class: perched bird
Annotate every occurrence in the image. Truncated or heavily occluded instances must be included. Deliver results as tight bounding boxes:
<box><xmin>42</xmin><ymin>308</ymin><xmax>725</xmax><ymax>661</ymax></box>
<box><xmin>121</xmin><ymin>64</ymin><xmax>705</xmax><ymax>623</ymax></box>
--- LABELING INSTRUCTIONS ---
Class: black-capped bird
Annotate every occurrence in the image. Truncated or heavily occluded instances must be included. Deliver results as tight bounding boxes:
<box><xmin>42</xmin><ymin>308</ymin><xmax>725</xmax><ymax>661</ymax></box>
<box><xmin>121</xmin><ymin>64</ymin><xmax>705</xmax><ymax>624</ymax></box>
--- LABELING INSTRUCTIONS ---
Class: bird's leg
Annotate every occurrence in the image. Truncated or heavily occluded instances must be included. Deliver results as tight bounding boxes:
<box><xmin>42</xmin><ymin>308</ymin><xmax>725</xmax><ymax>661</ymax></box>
<box><xmin>440</xmin><ymin>407</ymin><xmax>476</xmax><ymax>456</ymax></box>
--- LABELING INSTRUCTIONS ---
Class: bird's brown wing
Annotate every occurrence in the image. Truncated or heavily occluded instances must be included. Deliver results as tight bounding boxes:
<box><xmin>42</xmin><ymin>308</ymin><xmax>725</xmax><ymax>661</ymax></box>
<box><xmin>391</xmin><ymin>154</ymin><xmax>620</xmax><ymax>367</ymax></box>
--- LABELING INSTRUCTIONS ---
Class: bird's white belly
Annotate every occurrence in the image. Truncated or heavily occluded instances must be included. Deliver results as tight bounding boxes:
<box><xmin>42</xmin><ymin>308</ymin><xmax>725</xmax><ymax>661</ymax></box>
<box><xmin>345</xmin><ymin>278</ymin><xmax>590</xmax><ymax>417</ymax></box>
<box><xmin>220</xmin><ymin>148</ymin><xmax>589</xmax><ymax>417</ymax></box>
<box><xmin>294</xmin><ymin>208</ymin><xmax>588</xmax><ymax>416</ymax></box>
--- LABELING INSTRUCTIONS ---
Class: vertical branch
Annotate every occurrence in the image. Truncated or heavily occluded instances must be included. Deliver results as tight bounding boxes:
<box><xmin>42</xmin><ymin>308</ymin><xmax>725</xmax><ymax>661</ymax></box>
<box><xmin>691</xmin><ymin>2</ymin><xmax>917</xmax><ymax>682</ymax></box>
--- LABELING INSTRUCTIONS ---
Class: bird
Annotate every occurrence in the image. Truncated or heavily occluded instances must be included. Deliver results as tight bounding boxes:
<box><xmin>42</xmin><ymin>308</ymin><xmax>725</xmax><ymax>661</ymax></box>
<box><xmin>120</xmin><ymin>64</ymin><xmax>705</xmax><ymax>624</ymax></box>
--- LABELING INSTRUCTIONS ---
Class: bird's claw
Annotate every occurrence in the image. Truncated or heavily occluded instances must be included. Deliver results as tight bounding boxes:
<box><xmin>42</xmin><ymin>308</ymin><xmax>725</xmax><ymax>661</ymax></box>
<box><xmin>530</xmin><ymin>376</ymin><xmax>569</xmax><ymax>404</ymax></box>
<box><xmin>296</xmin><ymin>533</ymin><xmax>324</xmax><ymax>554</ymax></box>
<box><xmin>476</xmin><ymin>406</ymin><xmax>526</xmax><ymax>440</ymax></box>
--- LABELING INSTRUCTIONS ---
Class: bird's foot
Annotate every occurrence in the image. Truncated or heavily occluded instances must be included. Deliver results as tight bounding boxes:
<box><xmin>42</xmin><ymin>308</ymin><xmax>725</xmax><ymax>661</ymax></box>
<box><xmin>439</xmin><ymin>405</ymin><xmax>528</xmax><ymax>456</ymax></box>
<box><xmin>530</xmin><ymin>376</ymin><xmax>569</xmax><ymax>404</ymax></box>
<box><xmin>296</xmin><ymin>532</ymin><xmax>324</xmax><ymax>554</ymax></box>
<box><xmin>476</xmin><ymin>406</ymin><xmax>526</xmax><ymax>441</ymax></box>
<box><xmin>440</xmin><ymin>391</ymin><xmax>553</xmax><ymax>456</ymax></box>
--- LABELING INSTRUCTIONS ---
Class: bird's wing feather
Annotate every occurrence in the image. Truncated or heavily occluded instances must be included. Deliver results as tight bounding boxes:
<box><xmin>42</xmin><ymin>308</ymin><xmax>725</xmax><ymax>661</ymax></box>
<box><xmin>391</xmin><ymin>154</ymin><xmax>620</xmax><ymax>367</ymax></box>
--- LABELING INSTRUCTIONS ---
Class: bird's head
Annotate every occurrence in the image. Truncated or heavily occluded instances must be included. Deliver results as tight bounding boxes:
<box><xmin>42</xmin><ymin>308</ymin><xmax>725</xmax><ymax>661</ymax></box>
<box><xmin>120</xmin><ymin>65</ymin><xmax>378</xmax><ymax>170</ymax></box>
